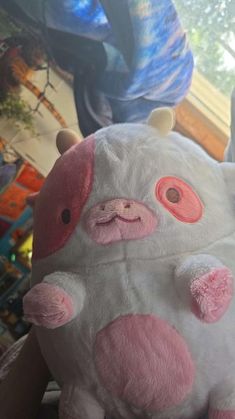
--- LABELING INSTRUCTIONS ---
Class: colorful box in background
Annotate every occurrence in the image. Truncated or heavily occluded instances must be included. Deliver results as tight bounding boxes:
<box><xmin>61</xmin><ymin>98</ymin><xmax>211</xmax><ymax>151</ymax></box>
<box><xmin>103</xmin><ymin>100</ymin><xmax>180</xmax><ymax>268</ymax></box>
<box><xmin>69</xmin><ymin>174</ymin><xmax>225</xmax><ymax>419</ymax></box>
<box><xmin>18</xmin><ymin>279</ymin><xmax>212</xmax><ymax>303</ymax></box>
<box><xmin>0</xmin><ymin>154</ymin><xmax>44</xmax><ymax>343</ymax></box>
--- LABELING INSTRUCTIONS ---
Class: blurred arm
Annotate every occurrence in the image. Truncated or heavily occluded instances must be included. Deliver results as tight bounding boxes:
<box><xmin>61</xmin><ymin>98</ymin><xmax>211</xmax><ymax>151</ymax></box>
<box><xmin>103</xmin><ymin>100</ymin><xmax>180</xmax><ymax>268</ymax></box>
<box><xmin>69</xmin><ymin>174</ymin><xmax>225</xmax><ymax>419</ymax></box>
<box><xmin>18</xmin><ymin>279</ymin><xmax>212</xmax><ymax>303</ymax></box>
<box><xmin>0</xmin><ymin>328</ymin><xmax>50</xmax><ymax>419</ymax></box>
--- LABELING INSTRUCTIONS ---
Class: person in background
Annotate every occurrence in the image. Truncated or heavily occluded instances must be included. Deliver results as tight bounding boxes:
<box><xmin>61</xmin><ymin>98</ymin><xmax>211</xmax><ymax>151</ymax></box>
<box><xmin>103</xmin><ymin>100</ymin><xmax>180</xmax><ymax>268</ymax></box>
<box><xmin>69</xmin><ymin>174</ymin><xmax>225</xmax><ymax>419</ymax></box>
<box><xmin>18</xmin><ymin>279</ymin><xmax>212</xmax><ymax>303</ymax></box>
<box><xmin>2</xmin><ymin>0</ymin><xmax>193</xmax><ymax>135</ymax></box>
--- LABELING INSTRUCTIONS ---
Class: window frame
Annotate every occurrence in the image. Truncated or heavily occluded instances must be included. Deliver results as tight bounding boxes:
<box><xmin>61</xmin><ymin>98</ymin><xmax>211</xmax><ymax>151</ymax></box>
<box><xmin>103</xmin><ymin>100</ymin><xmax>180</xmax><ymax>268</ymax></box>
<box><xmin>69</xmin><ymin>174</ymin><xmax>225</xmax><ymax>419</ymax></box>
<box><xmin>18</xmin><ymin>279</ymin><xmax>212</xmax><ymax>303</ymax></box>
<box><xmin>175</xmin><ymin>70</ymin><xmax>230</xmax><ymax>161</ymax></box>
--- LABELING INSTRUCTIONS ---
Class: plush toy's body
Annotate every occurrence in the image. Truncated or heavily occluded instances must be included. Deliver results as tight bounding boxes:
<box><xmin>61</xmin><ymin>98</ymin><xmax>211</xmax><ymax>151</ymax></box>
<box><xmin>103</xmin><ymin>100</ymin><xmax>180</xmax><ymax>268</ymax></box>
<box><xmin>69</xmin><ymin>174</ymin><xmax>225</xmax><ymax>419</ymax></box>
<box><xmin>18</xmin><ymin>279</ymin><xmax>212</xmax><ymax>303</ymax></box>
<box><xmin>24</xmin><ymin>110</ymin><xmax>235</xmax><ymax>419</ymax></box>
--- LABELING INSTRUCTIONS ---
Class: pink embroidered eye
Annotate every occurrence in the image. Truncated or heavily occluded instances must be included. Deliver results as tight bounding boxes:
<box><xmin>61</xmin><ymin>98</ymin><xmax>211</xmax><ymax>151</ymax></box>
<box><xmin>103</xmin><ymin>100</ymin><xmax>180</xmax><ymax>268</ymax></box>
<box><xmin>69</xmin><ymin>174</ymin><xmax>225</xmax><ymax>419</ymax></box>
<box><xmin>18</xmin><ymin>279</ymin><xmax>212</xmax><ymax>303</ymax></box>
<box><xmin>156</xmin><ymin>177</ymin><xmax>203</xmax><ymax>223</ymax></box>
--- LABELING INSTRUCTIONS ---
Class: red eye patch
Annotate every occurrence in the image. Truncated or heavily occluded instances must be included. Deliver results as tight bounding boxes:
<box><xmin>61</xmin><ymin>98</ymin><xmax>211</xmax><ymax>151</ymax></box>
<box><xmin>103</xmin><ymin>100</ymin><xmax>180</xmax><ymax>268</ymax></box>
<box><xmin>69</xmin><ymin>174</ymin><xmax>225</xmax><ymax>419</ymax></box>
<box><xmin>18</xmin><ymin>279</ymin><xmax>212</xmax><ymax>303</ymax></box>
<box><xmin>156</xmin><ymin>177</ymin><xmax>203</xmax><ymax>223</ymax></box>
<box><xmin>32</xmin><ymin>136</ymin><xmax>95</xmax><ymax>260</ymax></box>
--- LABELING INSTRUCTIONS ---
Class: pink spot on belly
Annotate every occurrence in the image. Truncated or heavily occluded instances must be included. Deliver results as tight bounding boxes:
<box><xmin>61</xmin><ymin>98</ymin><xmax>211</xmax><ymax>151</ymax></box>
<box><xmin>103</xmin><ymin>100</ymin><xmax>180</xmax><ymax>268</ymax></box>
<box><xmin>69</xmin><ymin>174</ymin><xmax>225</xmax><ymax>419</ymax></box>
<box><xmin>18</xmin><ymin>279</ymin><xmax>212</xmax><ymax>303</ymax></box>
<box><xmin>94</xmin><ymin>314</ymin><xmax>194</xmax><ymax>411</ymax></box>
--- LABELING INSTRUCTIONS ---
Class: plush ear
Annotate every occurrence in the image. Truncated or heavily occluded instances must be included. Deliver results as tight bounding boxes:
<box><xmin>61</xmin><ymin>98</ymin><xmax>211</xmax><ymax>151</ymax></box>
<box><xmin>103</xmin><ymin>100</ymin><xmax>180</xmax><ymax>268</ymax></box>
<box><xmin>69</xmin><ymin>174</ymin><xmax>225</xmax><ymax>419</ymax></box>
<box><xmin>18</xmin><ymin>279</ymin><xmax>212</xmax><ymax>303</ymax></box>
<box><xmin>56</xmin><ymin>129</ymin><xmax>82</xmax><ymax>155</ymax></box>
<box><xmin>26</xmin><ymin>192</ymin><xmax>39</xmax><ymax>208</ymax></box>
<box><xmin>147</xmin><ymin>107</ymin><xmax>175</xmax><ymax>135</ymax></box>
<box><xmin>224</xmin><ymin>88</ymin><xmax>235</xmax><ymax>161</ymax></box>
<box><xmin>220</xmin><ymin>162</ymin><xmax>235</xmax><ymax>194</ymax></box>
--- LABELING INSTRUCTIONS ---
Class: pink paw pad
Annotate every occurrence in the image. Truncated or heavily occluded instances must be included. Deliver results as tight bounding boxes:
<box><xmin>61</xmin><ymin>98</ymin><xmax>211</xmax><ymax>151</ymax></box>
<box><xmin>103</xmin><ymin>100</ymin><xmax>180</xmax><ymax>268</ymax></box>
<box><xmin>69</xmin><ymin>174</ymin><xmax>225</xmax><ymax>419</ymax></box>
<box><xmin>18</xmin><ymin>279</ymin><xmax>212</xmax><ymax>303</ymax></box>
<box><xmin>23</xmin><ymin>283</ymin><xmax>75</xmax><ymax>329</ymax></box>
<box><xmin>190</xmin><ymin>267</ymin><xmax>233</xmax><ymax>323</ymax></box>
<box><xmin>209</xmin><ymin>410</ymin><xmax>235</xmax><ymax>419</ymax></box>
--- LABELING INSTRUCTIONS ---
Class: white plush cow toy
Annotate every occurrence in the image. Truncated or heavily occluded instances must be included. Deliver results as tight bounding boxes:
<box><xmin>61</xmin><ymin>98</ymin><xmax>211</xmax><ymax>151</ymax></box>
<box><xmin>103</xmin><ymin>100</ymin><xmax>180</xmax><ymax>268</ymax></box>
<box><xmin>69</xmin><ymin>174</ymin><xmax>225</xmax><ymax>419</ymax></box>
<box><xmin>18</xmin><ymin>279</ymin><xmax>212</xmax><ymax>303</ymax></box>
<box><xmin>24</xmin><ymin>106</ymin><xmax>235</xmax><ymax>419</ymax></box>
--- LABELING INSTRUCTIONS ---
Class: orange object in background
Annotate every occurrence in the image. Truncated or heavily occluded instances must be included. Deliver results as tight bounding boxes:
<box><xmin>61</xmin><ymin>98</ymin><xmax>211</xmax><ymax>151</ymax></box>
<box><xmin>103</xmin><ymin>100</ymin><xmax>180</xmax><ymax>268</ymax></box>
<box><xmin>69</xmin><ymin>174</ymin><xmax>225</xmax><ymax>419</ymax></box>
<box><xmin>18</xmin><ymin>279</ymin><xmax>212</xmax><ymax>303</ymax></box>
<box><xmin>16</xmin><ymin>162</ymin><xmax>44</xmax><ymax>192</ymax></box>
<box><xmin>0</xmin><ymin>183</ymin><xmax>30</xmax><ymax>220</ymax></box>
<box><xmin>0</xmin><ymin>159</ymin><xmax>44</xmax><ymax>234</ymax></box>
<box><xmin>11</xmin><ymin>56</ymin><xmax>33</xmax><ymax>84</ymax></box>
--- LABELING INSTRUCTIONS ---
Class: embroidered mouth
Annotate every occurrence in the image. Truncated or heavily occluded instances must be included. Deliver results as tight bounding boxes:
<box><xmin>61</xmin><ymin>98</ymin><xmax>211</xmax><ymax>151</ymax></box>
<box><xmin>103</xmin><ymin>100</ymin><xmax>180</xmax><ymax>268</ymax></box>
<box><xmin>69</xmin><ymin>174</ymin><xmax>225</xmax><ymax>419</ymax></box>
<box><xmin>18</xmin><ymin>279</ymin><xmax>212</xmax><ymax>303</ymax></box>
<box><xmin>96</xmin><ymin>215</ymin><xmax>141</xmax><ymax>226</ymax></box>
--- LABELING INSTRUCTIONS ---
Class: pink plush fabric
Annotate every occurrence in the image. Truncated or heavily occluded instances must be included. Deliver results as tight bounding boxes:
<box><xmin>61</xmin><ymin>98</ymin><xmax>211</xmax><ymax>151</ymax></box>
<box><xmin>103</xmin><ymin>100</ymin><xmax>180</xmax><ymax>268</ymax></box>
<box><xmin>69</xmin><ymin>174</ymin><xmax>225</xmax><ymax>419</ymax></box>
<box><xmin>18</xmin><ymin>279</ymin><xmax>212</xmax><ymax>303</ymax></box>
<box><xmin>209</xmin><ymin>410</ymin><xmax>235</xmax><ymax>418</ymax></box>
<box><xmin>23</xmin><ymin>283</ymin><xmax>75</xmax><ymax>329</ymax></box>
<box><xmin>190</xmin><ymin>267</ymin><xmax>233</xmax><ymax>323</ymax></box>
<box><xmin>94</xmin><ymin>314</ymin><xmax>194</xmax><ymax>411</ymax></box>
<box><xmin>84</xmin><ymin>199</ymin><xmax>158</xmax><ymax>244</ymax></box>
<box><xmin>156</xmin><ymin>176</ymin><xmax>203</xmax><ymax>223</ymax></box>
<box><xmin>33</xmin><ymin>135</ymin><xmax>95</xmax><ymax>259</ymax></box>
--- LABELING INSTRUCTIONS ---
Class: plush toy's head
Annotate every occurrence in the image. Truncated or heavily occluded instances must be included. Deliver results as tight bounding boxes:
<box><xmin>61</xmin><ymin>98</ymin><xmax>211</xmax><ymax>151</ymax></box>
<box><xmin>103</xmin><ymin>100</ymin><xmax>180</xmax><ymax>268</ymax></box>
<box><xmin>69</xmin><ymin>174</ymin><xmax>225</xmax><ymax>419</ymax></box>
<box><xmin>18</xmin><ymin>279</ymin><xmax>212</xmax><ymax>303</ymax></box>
<box><xmin>30</xmin><ymin>108</ymin><xmax>235</xmax><ymax>281</ymax></box>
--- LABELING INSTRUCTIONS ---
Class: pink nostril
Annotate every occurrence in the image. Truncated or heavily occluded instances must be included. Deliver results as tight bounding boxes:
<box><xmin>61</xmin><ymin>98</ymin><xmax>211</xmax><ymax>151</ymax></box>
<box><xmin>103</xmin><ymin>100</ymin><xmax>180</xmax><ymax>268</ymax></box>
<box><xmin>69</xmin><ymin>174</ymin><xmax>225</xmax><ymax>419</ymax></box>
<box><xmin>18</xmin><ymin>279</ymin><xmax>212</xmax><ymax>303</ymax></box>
<box><xmin>124</xmin><ymin>203</ymin><xmax>131</xmax><ymax>208</ymax></box>
<box><xmin>100</xmin><ymin>205</ymin><xmax>105</xmax><ymax>211</ymax></box>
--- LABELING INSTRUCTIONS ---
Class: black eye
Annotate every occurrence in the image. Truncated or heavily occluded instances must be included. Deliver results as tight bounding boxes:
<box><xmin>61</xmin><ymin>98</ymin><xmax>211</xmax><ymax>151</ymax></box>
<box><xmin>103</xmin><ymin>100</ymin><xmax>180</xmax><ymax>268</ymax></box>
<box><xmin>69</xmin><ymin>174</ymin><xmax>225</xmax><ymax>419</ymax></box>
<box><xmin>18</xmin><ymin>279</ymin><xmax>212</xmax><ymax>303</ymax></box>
<box><xmin>61</xmin><ymin>209</ymin><xmax>71</xmax><ymax>224</ymax></box>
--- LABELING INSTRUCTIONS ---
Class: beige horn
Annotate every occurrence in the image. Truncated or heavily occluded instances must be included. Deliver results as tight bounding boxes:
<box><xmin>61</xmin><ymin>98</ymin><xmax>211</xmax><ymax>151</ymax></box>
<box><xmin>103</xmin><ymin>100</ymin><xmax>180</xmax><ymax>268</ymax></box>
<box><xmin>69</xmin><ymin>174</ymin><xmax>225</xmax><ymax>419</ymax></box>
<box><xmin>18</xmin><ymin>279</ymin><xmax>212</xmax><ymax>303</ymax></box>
<box><xmin>56</xmin><ymin>129</ymin><xmax>82</xmax><ymax>155</ymax></box>
<box><xmin>147</xmin><ymin>107</ymin><xmax>175</xmax><ymax>135</ymax></box>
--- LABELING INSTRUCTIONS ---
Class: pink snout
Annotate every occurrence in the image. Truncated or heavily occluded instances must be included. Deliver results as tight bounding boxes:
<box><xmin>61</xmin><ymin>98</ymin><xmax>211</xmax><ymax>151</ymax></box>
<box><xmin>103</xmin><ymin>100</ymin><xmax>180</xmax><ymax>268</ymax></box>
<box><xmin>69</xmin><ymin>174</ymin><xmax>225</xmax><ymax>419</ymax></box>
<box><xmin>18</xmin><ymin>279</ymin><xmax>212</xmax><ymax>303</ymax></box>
<box><xmin>95</xmin><ymin>314</ymin><xmax>195</xmax><ymax>411</ymax></box>
<box><xmin>84</xmin><ymin>198</ymin><xmax>157</xmax><ymax>244</ymax></box>
<box><xmin>23</xmin><ymin>283</ymin><xmax>75</xmax><ymax>329</ymax></box>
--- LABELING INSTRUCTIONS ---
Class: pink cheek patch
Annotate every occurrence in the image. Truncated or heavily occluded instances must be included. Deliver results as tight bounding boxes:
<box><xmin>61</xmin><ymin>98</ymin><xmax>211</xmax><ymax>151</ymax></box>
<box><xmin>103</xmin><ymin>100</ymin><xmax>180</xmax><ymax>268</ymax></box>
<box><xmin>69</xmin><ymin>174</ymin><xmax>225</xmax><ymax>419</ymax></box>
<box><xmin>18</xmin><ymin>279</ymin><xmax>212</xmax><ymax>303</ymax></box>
<box><xmin>94</xmin><ymin>314</ymin><xmax>195</xmax><ymax>411</ymax></box>
<box><xmin>156</xmin><ymin>176</ymin><xmax>203</xmax><ymax>223</ymax></box>
<box><xmin>33</xmin><ymin>136</ymin><xmax>95</xmax><ymax>260</ymax></box>
<box><xmin>23</xmin><ymin>283</ymin><xmax>75</xmax><ymax>329</ymax></box>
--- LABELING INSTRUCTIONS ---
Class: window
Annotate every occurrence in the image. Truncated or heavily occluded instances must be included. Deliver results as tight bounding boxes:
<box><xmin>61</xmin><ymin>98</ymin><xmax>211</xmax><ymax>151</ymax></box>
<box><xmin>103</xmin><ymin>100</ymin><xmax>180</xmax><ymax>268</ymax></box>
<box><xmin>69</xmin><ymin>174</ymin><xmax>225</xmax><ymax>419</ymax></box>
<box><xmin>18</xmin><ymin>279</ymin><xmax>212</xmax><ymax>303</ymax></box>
<box><xmin>174</xmin><ymin>0</ymin><xmax>235</xmax><ymax>160</ymax></box>
<box><xmin>174</xmin><ymin>0</ymin><xmax>234</xmax><ymax>97</ymax></box>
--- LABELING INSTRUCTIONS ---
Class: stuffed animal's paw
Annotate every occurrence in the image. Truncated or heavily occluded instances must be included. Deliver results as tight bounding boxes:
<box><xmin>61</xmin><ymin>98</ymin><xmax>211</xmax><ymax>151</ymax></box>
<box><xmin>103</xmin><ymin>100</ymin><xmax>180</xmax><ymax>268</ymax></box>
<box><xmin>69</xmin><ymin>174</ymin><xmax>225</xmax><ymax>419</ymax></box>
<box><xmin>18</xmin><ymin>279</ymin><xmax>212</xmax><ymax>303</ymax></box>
<box><xmin>190</xmin><ymin>267</ymin><xmax>233</xmax><ymax>323</ymax></box>
<box><xmin>23</xmin><ymin>283</ymin><xmax>75</xmax><ymax>328</ymax></box>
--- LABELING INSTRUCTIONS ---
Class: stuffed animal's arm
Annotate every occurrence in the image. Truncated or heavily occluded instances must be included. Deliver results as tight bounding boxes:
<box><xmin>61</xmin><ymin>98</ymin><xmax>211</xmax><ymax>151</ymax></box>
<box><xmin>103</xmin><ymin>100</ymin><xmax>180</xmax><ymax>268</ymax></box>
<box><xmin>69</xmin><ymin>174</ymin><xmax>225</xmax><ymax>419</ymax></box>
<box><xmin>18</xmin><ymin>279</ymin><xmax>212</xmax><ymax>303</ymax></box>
<box><xmin>174</xmin><ymin>254</ymin><xmax>233</xmax><ymax>323</ymax></box>
<box><xmin>23</xmin><ymin>272</ymin><xmax>86</xmax><ymax>329</ymax></box>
